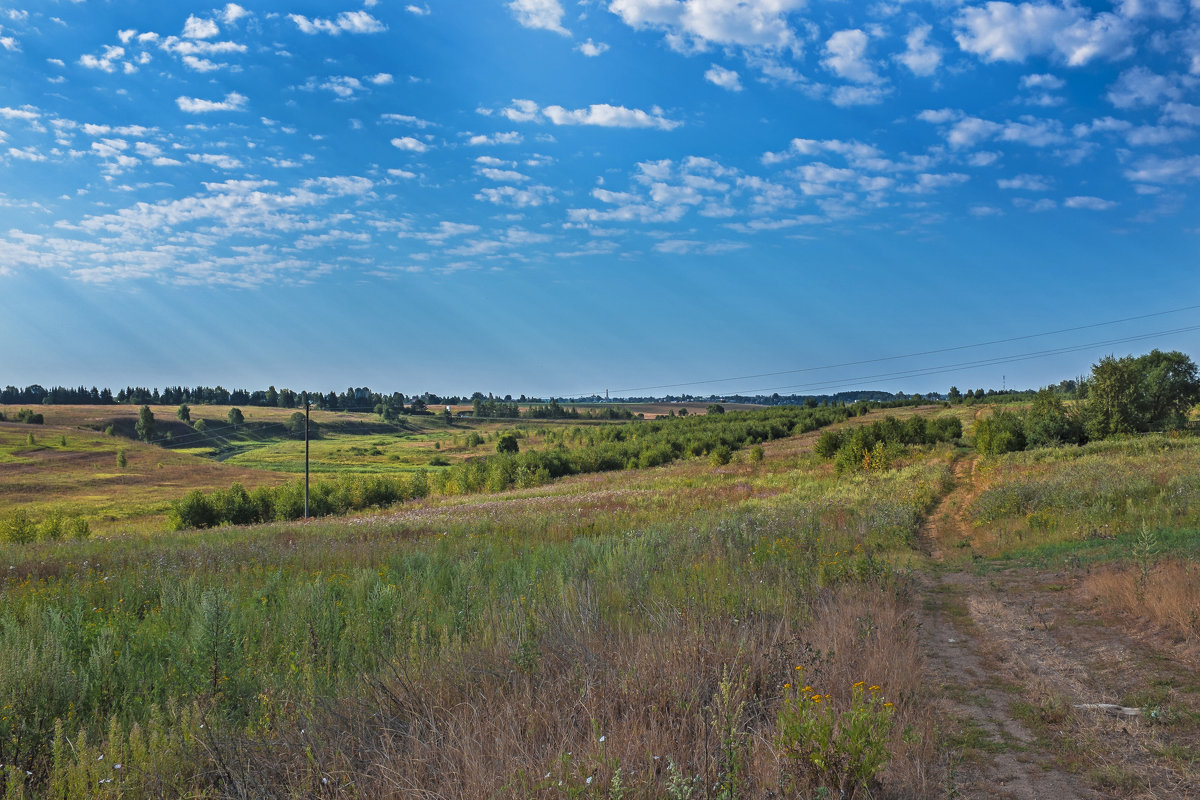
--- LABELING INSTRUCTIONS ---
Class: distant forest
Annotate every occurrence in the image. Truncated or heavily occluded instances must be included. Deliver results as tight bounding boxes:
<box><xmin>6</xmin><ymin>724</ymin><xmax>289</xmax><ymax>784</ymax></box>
<box><xmin>0</xmin><ymin>383</ymin><xmax>1054</xmax><ymax>414</ymax></box>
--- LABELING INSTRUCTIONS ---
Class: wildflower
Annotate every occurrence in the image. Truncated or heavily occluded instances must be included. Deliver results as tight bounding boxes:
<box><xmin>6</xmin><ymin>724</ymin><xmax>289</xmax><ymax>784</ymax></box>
<box><xmin>812</xmin><ymin>694</ymin><xmax>822</xmax><ymax>703</ymax></box>
<box><xmin>586</xmin><ymin>776</ymin><xmax>593</xmax><ymax>786</ymax></box>
<box><xmin>883</xmin><ymin>702</ymin><xmax>893</xmax><ymax>708</ymax></box>
<box><xmin>599</xmin><ymin>735</ymin><xmax>606</xmax><ymax>743</ymax></box>
<box><xmin>853</xmin><ymin>681</ymin><xmax>864</xmax><ymax>688</ymax></box>
<box><xmin>869</xmin><ymin>685</ymin><xmax>880</xmax><ymax>691</ymax></box>
<box><xmin>113</xmin><ymin>763</ymin><xmax>122</xmax><ymax>770</ymax></box>
<box><xmin>803</xmin><ymin>686</ymin><xmax>812</xmax><ymax>692</ymax></box>
<box><xmin>784</xmin><ymin>683</ymin><xmax>791</xmax><ymax>689</ymax></box>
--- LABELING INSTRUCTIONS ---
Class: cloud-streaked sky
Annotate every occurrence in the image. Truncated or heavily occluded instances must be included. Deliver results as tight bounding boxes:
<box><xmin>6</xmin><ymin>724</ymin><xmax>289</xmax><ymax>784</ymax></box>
<box><xmin>2</xmin><ymin>0</ymin><xmax>1199</xmax><ymax>398</ymax></box>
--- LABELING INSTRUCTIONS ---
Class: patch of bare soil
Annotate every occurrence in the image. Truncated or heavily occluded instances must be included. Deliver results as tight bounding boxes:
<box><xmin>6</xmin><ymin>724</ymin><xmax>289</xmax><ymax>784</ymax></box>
<box><xmin>915</xmin><ymin>463</ymin><xmax>1200</xmax><ymax>799</ymax></box>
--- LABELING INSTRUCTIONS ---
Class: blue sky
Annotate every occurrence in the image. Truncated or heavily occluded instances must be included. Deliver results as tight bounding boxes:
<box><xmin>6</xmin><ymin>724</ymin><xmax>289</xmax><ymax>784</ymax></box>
<box><xmin>1</xmin><ymin>0</ymin><xmax>1199</xmax><ymax>398</ymax></box>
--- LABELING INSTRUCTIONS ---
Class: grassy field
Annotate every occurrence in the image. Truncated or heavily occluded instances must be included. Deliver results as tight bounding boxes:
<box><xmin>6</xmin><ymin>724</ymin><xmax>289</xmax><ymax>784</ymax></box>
<box><xmin>1</xmin><ymin>402</ymin><xmax>1198</xmax><ymax>798</ymax></box>
<box><xmin>0</xmin><ymin>403</ymin><xmax>793</xmax><ymax>532</ymax></box>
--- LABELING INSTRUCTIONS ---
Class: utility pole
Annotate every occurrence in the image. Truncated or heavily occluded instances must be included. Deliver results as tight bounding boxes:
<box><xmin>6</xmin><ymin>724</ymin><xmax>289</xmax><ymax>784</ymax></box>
<box><xmin>303</xmin><ymin>392</ymin><xmax>310</xmax><ymax>519</ymax></box>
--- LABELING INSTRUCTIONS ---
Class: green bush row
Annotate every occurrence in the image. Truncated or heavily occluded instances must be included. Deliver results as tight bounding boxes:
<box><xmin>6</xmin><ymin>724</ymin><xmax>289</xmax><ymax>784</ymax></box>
<box><xmin>171</xmin><ymin>406</ymin><xmax>850</xmax><ymax>529</ymax></box>
<box><xmin>168</xmin><ymin>473</ymin><xmax>432</xmax><ymax>529</ymax></box>
<box><xmin>1</xmin><ymin>510</ymin><xmax>90</xmax><ymax>543</ymax></box>
<box><xmin>815</xmin><ymin>415</ymin><xmax>962</xmax><ymax>473</ymax></box>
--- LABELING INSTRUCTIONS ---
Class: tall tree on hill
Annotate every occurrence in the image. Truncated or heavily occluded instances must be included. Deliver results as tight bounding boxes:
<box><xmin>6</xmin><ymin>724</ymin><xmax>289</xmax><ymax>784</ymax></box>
<box><xmin>135</xmin><ymin>405</ymin><xmax>155</xmax><ymax>442</ymax></box>
<box><xmin>1083</xmin><ymin>350</ymin><xmax>1200</xmax><ymax>437</ymax></box>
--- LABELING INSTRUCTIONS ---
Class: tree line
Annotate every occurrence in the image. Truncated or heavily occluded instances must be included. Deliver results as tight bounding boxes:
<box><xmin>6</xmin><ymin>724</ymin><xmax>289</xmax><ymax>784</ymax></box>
<box><xmin>974</xmin><ymin>350</ymin><xmax>1200</xmax><ymax>454</ymax></box>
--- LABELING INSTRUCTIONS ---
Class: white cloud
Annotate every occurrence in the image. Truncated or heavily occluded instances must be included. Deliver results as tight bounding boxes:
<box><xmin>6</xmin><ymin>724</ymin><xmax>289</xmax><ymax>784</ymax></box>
<box><xmin>954</xmin><ymin>2</ymin><xmax>1134</xmax><ymax>66</ymax></box>
<box><xmin>183</xmin><ymin>15</ymin><xmax>219</xmax><ymax>39</ymax></box>
<box><xmin>369</xmin><ymin>73</ymin><xmax>394</xmax><ymax>85</ymax></box>
<box><xmin>475</xmin><ymin>184</ymin><xmax>555</xmax><ymax>207</ymax></box>
<box><xmin>823</xmin><ymin>29</ymin><xmax>881</xmax><ymax>83</ymax></box>
<box><xmin>1013</xmin><ymin>197</ymin><xmax>1058</xmax><ymax>211</ymax></box>
<box><xmin>705</xmin><ymin>64</ymin><xmax>742</xmax><ymax>91</ymax></box>
<box><xmin>387</xmin><ymin>168</ymin><xmax>417</xmax><ymax>179</ymax></box>
<box><xmin>577</xmin><ymin>38</ymin><xmax>609</xmax><ymax>56</ymax></box>
<box><xmin>1018</xmin><ymin>74</ymin><xmax>1066</xmax><ymax>106</ymax></box>
<box><xmin>467</xmin><ymin>131</ymin><xmax>523</xmax><ymax>145</ymax></box>
<box><xmin>1020</xmin><ymin>73</ymin><xmax>1065</xmax><ymax>90</ymax></box>
<box><xmin>391</xmin><ymin>136</ymin><xmax>429</xmax><ymax>152</ymax></box>
<box><xmin>541</xmin><ymin>103</ymin><xmax>682</xmax><ymax>129</ymax></box>
<box><xmin>1106</xmin><ymin>66</ymin><xmax>1182</xmax><ymax>108</ymax></box>
<box><xmin>1123</xmin><ymin>155</ymin><xmax>1200</xmax><ymax>183</ymax></box>
<box><xmin>188</xmin><ymin>152</ymin><xmax>243</xmax><ymax>169</ymax></box>
<box><xmin>609</xmin><ymin>0</ymin><xmax>805</xmax><ymax>52</ymax></box>
<box><xmin>400</xmin><ymin>221</ymin><xmax>480</xmax><ymax>243</ymax></box>
<box><xmin>181</xmin><ymin>55</ymin><xmax>221</xmax><ymax>72</ymax></box>
<box><xmin>176</xmin><ymin>92</ymin><xmax>247</xmax><ymax>113</ymax></box>
<box><xmin>1117</xmin><ymin>0</ymin><xmax>1183</xmax><ymax>19</ymax></box>
<box><xmin>507</xmin><ymin>0</ymin><xmax>570</xmax><ymax>36</ymax></box>
<box><xmin>223</xmin><ymin>4</ymin><xmax>249</xmax><ymax>24</ymax></box>
<box><xmin>997</xmin><ymin>174</ymin><xmax>1052</xmax><ymax>190</ymax></box>
<box><xmin>8</xmin><ymin>146</ymin><xmax>46</xmax><ymax>162</ymax></box>
<box><xmin>406</xmin><ymin>4</ymin><xmax>431</xmax><ymax>15</ymax></box>
<box><xmin>79</xmin><ymin>45</ymin><xmax>125</xmax><ymax>73</ymax></box>
<box><xmin>0</xmin><ymin>106</ymin><xmax>39</xmax><ymax>121</ymax></box>
<box><xmin>830</xmin><ymin>85</ymin><xmax>888</xmax><ymax>106</ymax></box>
<box><xmin>1124</xmin><ymin>125</ymin><xmax>1193</xmax><ymax>146</ymax></box>
<box><xmin>1064</xmin><ymin>195</ymin><xmax>1116</xmax><ymax>209</ymax></box>
<box><xmin>381</xmin><ymin>113</ymin><xmax>436</xmax><ymax>128</ymax></box>
<box><xmin>653</xmin><ymin>239</ymin><xmax>748</xmax><ymax>255</ymax></box>
<box><xmin>313</xmin><ymin>76</ymin><xmax>365</xmax><ymax>99</ymax></box>
<box><xmin>1164</xmin><ymin>102</ymin><xmax>1200</xmax><ymax>125</ymax></box>
<box><xmin>289</xmin><ymin>11</ymin><xmax>386</xmax><ymax>35</ymax></box>
<box><xmin>904</xmin><ymin>172</ymin><xmax>970</xmax><ymax>193</ymax></box>
<box><xmin>897</xmin><ymin>24</ymin><xmax>942</xmax><ymax>77</ymax></box>
<box><xmin>478</xmin><ymin>167</ymin><xmax>530</xmax><ymax>182</ymax></box>
<box><xmin>501</xmin><ymin>98</ymin><xmax>541</xmax><ymax>122</ymax></box>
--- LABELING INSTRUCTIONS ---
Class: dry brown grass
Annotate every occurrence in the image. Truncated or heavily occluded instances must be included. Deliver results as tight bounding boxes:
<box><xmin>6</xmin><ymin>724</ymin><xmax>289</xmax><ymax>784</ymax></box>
<box><xmin>1082</xmin><ymin>561</ymin><xmax>1200</xmax><ymax>651</ymax></box>
<box><xmin>203</xmin><ymin>584</ymin><xmax>937</xmax><ymax>799</ymax></box>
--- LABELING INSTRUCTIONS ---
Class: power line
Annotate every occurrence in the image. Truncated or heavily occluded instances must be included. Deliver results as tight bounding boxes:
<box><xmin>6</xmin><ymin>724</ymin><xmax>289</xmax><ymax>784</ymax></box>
<box><xmin>718</xmin><ymin>323</ymin><xmax>1200</xmax><ymax>397</ymax></box>
<box><xmin>602</xmin><ymin>303</ymin><xmax>1200</xmax><ymax>395</ymax></box>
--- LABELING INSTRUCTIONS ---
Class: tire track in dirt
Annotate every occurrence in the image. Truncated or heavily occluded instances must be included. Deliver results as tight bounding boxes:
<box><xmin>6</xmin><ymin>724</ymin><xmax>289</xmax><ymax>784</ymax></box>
<box><xmin>916</xmin><ymin>455</ymin><xmax>1098</xmax><ymax>799</ymax></box>
<box><xmin>915</xmin><ymin>453</ymin><xmax>1200</xmax><ymax>798</ymax></box>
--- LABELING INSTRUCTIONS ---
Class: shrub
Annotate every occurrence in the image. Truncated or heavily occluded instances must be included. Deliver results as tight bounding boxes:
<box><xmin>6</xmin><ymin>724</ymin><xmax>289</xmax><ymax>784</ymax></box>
<box><xmin>1024</xmin><ymin>389</ymin><xmax>1083</xmax><ymax>448</ymax></box>
<box><xmin>748</xmin><ymin>444</ymin><xmax>764</xmax><ymax>462</ymax></box>
<box><xmin>815</xmin><ymin>429</ymin><xmax>845</xmax><ymax>459</ymax></box>
<box><xmin>975</xmin><ymin>410</ymin><xmax>1026</xmax><ymax>455</ymax></box>
<box><xmin>3</xmin><ymin>510</ymin><xmax>37</xmax><ymax>544</ymax></box>
<box><xmin>168</xmin><ymin>490</ymin><xmax>219</xmax><ymax>530</ymax></box>
<box><xmin>117</xmin><ymin>449</ymin><xmax>127</xmax><ymax>469</ymax></box>
<box><xmin>709</xmin><ymin>445</ymin><xmax>733</xmax><ymax>466</ymax></box>
<box><xmin>67</xmin><ymin>517</ymin><xmax>90</xmax><ymax>540</ymax></box>
<box><xmin>776</xmin><ymin>677</ymin><xmax>895</xmax><ymax>800</ymax></box>
<box><xmin>38</xmin><ymin>512</ymin><xmax>65</xmax><ymax>542</ymax></box>
<box><xmin>15</xmin><ymin>408</ymin><xmax>44</xmax><ymax>424</ymax></box>
<box><xmin>496</xmin><ymin>433</ymin><xmax>519</xmax><ymax>454</ymax></box>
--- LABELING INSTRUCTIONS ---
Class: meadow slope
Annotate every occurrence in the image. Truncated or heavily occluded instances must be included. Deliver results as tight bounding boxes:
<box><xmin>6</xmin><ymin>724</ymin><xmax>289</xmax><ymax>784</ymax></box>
<box><xmin>0</xmin><ymin>404</ymin><xmax>1197</xmax><ymax>798</ymax></box>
